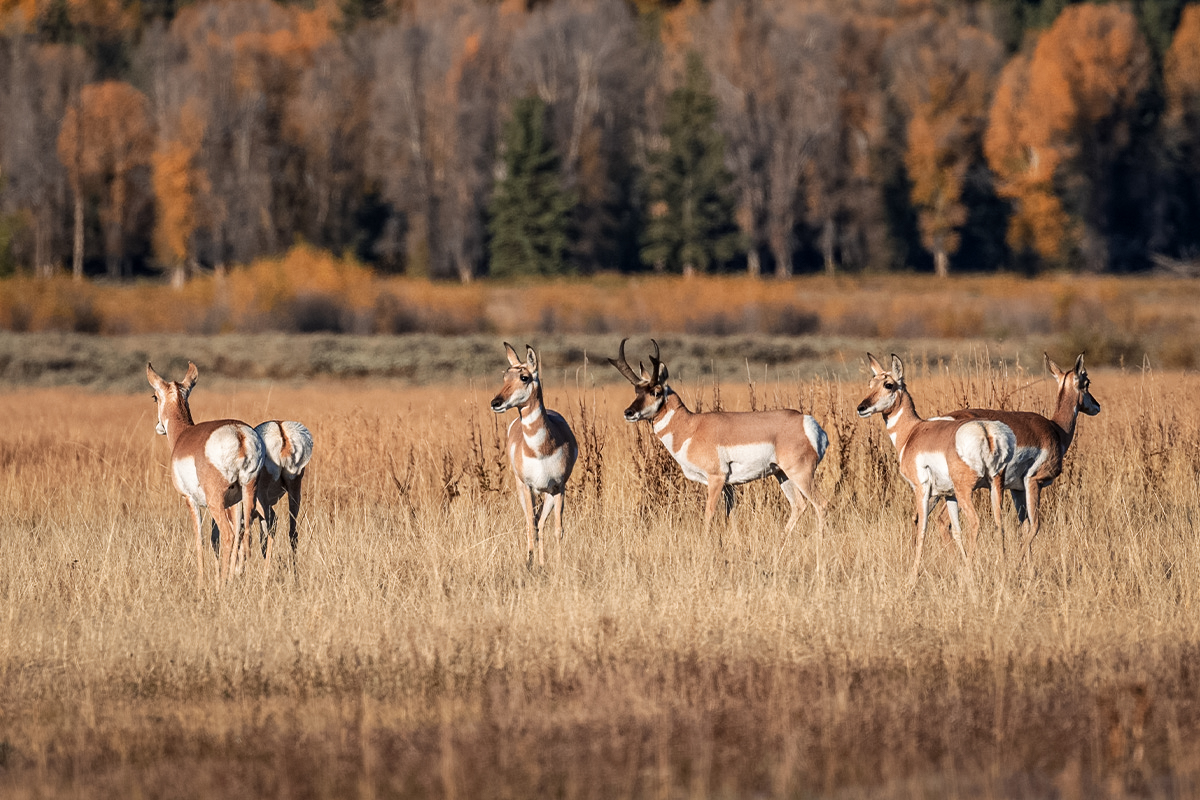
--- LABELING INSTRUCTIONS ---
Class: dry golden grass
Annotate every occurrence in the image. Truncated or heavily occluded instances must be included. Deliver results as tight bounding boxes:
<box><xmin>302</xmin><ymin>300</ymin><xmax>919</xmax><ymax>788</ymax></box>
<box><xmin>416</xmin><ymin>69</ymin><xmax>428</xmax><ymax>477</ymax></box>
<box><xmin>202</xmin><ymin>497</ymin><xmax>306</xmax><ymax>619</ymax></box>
<box><xmin>2</xmin><ymin>354</ymin><xmax>1200</xmax><ymax>798</ymax></box>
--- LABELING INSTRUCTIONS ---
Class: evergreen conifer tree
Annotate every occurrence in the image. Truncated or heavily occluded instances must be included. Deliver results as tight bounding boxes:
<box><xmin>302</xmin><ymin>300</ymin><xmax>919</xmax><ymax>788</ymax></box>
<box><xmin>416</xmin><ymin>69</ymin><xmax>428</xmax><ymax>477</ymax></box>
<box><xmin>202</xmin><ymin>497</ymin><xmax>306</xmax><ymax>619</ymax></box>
<box><xmin>641</xmin><ymin>52</ymin><xmax>743</xmax><ymax>275</ymax></box>
<box><xmin>488</xmin><ymin>95</ymin><xmax>575</xmax><ymax>278</ymax></box>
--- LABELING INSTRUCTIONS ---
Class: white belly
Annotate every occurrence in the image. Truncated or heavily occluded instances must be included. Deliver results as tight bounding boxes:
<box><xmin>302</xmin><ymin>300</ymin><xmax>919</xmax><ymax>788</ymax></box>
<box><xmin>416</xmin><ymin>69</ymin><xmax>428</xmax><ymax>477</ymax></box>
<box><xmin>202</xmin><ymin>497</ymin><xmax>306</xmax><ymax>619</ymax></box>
<box><xmin>717</xmin><ymin>442</ymin><xmax>777</xmax><ymax>484</ymax></box>
<box><xmin>521</xmin><ymin>447</ymin><xmax>570</xmax><ymax>493</ymax></box>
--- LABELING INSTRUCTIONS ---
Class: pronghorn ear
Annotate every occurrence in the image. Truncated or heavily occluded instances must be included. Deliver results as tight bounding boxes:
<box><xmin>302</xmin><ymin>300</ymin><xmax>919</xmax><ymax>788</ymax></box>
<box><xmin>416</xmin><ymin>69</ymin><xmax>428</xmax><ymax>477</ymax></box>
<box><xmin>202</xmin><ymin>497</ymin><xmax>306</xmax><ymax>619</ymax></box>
<box><xmin>181</xmin><ymin>361</ymin><xmax>199</xmax><ymax>392</ymax></box>
<box><xmin>1073</xmin><ymin>353</ymin><xmax>1085</xmax><ymax>374</ymax></box>
<box><xmin>146</xmin><ymin>362</ymin><xmax>164</xmax><ymax>390</ymax></box>
<box><xmin>1045</xmin><ymin>353</ymin><xmax>1064</xmax><ymax>379</ymax></box>
<box><xmin>503</xmin><ymin>342</ymin><xmax>521</xmax><ymax>367</ymax></box>
<box><xmin>889</xmin><ymin>354</ymin><xmax>904</xmax><ymax>383</ymax></box>
<box><xmin>525</xmin><ymin>345</ymin><xmax>538</xmax><ymax>374</ymax></box>
<box><xmin>659</xmin><ymin>363</ymin><xmax>669</xmax><ymax>383</ymax></box>
<box><xmin>638</xmin><ymin>361</ymin><xmax>651</xmax><ymax>382</ymax></box>
<box><xmin>867</xmin><ymin>353</ymin><xmax>883</xmax><ymax>377</ymax></box>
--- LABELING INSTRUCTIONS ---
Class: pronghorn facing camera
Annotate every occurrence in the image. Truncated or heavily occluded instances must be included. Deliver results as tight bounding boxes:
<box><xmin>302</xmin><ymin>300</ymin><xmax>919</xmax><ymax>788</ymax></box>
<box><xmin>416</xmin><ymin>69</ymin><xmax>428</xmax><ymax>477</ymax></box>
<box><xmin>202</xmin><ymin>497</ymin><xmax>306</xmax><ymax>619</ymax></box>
<box><xmin>943</xmin><ymin>353</ymin><xmax>1100</xmax><ymax>566</ymax></box>
<box><xmin>490</xmin><ymin>343</ymin><xmax>579</xmax><ymax>568</ymax></box>
<box><xmin>856</xmin><ymin>353</ymin><xmax>1015</xmax><ymax>588</ymax></box>
<box><xmin>147</xmin><ymin>361</ymin><xmax>264</xmax><ymax>591</ymax></box>
<box><xmin>608</xmin><ymin>338</ymin><xmax>827</xmax><ymax>538</ymax></box>
<box><xmin>246</xmin><ymin>420</ymin><xmax>314</xmax><ymax>582</ymax></box>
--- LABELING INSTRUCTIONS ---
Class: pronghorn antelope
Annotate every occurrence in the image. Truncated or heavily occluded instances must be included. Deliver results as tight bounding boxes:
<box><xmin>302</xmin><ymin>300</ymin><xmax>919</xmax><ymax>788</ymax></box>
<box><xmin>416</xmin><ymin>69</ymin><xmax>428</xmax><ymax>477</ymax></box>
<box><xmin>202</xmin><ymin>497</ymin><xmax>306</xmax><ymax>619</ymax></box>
<box><xmin>147</xmin><ymin>362</ymin><xmax>264</xmax><ymax>590</ymax></box>
<box><xmin>609</xmin><ymin>338</ymin><xmax>827</xmax><ymax>537</ymax></box>
<box><xmin>240</xmin><ymin>420</ymin><xmax>314</xmax><ymax>582</ymax></box>
<box><xmin>942</xmin><ymin>353</ymin><xmax>1100</xmax><ymax>566</ymax></box>
<box><xmin>490</xmin><ymin>343</ymin><xmax>579</xmax><ymax>568</ymax></box>
<box><xmin>856</xmin><ymin>353</ymin><xmax>1016</xmax><ymax>587</ymax></box>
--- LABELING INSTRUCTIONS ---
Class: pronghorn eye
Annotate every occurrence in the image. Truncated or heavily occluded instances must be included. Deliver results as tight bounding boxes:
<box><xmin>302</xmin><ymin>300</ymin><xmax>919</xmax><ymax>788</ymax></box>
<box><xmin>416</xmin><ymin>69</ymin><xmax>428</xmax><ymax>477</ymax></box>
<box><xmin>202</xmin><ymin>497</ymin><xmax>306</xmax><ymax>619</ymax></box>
<box><xmin>884</xmin><ymin>381</ymin><xmax>896</xmax><ymax>391</ymax></box>
<box><xmin>520</xmin><ymin>374</ymin><xmax>532</xmax><ymax>384</ymax></box>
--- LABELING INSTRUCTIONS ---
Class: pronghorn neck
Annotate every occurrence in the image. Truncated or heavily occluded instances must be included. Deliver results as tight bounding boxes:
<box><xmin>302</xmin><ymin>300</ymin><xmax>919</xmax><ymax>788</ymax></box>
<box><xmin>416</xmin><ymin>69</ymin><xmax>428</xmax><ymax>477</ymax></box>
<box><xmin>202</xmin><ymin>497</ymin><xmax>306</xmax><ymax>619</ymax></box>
<box><xmin>650</xmin><ymin>389</ymin><xmax>688</xmax><ymax>432</ymax></box>
<box><xmin>1050</xmin><ymin>382</ymin><xmax>1081</xmax><ymax>450</ymax></box>
<box><xmin>516</xmin><ymin>384</ymin><xmax>547</xmax><ymax>428</ymax></box>
<box><xmin>881</xmin><ymin>389</ymin><xmax>923</xmax><ymax>451</ymax></box>
<box><xmin>162</xmin><ymin>398</ymin><xmax>195</xmax><ymax>450</ymax></box>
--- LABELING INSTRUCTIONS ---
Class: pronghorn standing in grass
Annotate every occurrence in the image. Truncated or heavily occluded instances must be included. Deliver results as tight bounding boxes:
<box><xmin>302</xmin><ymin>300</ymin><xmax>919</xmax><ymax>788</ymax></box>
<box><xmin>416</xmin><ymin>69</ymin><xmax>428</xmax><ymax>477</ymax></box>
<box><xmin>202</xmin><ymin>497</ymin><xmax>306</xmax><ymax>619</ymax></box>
<box><xmin>147</xmin><ymin>362</ymin><xmax>264</xmax><ymax>591</ymax></box>
<box><xmin>943</xmin><ymin>353</ymin><xmax>1100</xmax><ymax>566</ymax></box>
<box><xmin>609</xmin><ymin>338</ymin><xmax>827</xmax><ymax>537</ymax></box>
<box><xmin>490</xmin><ymin>343</ymin><xmax>578</xmax><ymax>568</ymax></box>
<box><xmin>856</xmin><ymin>353</ymin><xmax>1016</xmax><ymax>587</ymax></box>
<box><xmin>240</xmin><ymin>420</ymin><xmax>313</xmax><ymax>582</ymax></box>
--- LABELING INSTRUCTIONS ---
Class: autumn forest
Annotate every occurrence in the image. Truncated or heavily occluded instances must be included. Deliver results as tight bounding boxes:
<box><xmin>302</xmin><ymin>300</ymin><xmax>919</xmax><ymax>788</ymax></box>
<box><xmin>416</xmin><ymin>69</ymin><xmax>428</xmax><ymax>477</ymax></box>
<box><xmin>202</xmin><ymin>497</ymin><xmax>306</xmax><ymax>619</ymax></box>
<box><xmin>1</xmin><ymin>0</ymin><xmax>1198</xmax><ymax>284</ymax></box>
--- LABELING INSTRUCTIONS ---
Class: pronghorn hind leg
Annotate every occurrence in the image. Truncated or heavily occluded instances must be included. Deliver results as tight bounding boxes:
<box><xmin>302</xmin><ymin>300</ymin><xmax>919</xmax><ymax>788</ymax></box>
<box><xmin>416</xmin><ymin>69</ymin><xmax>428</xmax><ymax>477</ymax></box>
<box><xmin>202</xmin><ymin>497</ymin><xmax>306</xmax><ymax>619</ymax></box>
<box><xmin>989</xmin><ymin>473</ymin><xmax>1005</xmax><ymax>555</ymax></box>
<box><xmin>286</xmin><ymin>473</ymin><xmax>304</xmax><ymax>579</ymax></box>
<box><xmin>776</xmin><ymin>473</ymin><xmax>803</xmax><ymax>535</ymax></box>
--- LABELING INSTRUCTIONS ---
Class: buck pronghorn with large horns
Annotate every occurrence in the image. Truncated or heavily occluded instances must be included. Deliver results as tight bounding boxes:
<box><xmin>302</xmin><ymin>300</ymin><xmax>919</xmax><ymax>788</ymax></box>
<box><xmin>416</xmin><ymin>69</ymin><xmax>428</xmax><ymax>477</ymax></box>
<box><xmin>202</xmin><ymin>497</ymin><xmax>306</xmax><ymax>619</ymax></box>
<box><xmin>236</xmin><ymin>420</ymin><xmax>313</xmax><ymax>582</ymax></box>
<box><xmin>609</xmin><ymin>338</ymin><xmax>827</xmax><ymax>537</ymax></box>
<box><xmin>490</xmin><ymin>343</ymin><xmax>578</xmax><ymax>568</ymax></box>
<box><xmin>942</xmin><ymin>353</ymin><xmax>1099</xmax><ymax>566</ymax></box>
<box><xmin>856</xmin><ymin>354</ymin><xmax>1016</xmax><ymax>587</ymax></box>
<box><xmin>147</xmin><ymin>361</ymin><xmax>265</xmax><ymax>591</ymax></box>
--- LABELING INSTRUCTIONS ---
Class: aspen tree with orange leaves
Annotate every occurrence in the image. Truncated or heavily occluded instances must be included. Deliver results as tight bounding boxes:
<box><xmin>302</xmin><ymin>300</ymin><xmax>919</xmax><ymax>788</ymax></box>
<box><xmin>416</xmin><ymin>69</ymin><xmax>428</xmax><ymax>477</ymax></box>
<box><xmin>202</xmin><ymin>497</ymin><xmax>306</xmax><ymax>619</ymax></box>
<box><xmin>57</xmin><ymin>80</ymin><xmax>153</xmax><ymax>280</ymax></box>
<box><xmin>152</xmin><ymin>101</ymin><xmax>208</xmax><ymax>288</ymax></box>
<box><xmin>889</xmin><ymin>12</ymin><xmax>1002</xmax><ymax>276</ymax></box>
<box><xmin>1163</xmin><ymin>4</ymin><xmax>1200</xmax><ymax>256</ymax></box>
<box><xmin>985</xmin><ymin>3</ymin><xmax>1152</xmax><ymax>271</ymax></box>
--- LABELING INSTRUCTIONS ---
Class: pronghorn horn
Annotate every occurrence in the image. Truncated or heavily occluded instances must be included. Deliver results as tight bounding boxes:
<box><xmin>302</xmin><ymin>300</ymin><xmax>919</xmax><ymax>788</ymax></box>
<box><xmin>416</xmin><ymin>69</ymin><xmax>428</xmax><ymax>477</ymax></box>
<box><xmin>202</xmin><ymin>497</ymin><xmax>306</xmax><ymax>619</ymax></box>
<box><xmin>648</xmin><ymin>339</ymin><xmax>662</xmax><ymax>384</ymax></box>
<box><xmin>608</xmin><ymin>338</ymin><xmax>644</xmax><ymax>385</ymax></box>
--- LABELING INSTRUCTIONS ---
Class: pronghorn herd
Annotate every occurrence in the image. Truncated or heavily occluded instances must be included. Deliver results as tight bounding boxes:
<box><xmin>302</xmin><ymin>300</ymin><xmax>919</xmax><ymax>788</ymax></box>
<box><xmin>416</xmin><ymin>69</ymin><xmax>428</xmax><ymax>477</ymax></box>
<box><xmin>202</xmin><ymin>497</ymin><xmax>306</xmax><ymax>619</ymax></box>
<box><xmin>147</xmin><ymin>341</ymin><xmax>1098</xmax><ymax>590</ymax></box>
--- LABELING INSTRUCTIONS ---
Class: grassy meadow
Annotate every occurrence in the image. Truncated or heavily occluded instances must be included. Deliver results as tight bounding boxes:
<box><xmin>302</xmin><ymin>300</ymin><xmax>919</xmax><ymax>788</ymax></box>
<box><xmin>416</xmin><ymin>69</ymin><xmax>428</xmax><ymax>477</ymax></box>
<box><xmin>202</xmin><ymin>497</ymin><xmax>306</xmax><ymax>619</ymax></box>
<box><xmin>2</xmin><ymin>337</ymin><xmax>1200</xmax><ymax>798</ymax></box>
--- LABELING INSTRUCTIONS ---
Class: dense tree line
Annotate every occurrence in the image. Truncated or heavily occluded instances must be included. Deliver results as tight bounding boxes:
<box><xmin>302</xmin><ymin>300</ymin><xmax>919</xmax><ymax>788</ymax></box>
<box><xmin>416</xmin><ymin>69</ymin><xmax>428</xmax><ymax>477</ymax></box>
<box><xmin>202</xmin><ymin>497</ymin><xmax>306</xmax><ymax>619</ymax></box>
<box><xmin>0</xmin><ymin>0</ymin><xmax>1197</xmax><ymax>282</ymax></box>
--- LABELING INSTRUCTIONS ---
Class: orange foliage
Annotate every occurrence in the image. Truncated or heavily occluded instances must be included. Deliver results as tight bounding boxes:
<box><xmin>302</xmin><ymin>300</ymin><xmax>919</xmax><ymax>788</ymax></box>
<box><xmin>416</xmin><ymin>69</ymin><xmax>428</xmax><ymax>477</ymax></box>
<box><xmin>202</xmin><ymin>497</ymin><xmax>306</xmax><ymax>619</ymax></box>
<box><xmin>57</xmin><ymin>81</ymin><xmax>154</xmax><ymax>190</ymax></box>
<box><xmin>1164</xmin><ymin>6</ymin><xmax>1200</xmax><ymax>134</ymax></box>
<box><xmin>895</xmin><ymin>15</ymin><xmax>1001</xmax><ymax>273</ymax></box>
<box><xmin>0</xmin><ymin>0</ymin><xmax>38</xmax><ymax>28</ymax></box>
<box><xmin>152</xmin><ymin>101</ymin><xmax>209</xmax><ymax>268</ymax></box>
<box><xmin>985</xmin><ymin>3</ymin><xmax>1150</xmax><ymax>266</ymax></box>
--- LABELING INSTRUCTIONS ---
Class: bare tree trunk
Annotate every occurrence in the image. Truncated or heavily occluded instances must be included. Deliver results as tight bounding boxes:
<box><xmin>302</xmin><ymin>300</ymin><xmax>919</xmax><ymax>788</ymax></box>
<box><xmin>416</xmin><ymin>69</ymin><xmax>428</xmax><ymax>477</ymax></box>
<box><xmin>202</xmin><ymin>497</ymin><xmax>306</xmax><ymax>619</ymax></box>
<box><xmin>934</xmin><ymin>247</ymin><xmax>949</xmax><ymax>278</ymax></box>
<box><xmin>72</xmin><ymin>189</ymin><xmax>84</xmax><ymax>281</ymax></box>
<box><xmin>746</xmin><ymin>249</ymin><xmax>761</xmax><ymax>277</ymax></box>
<box><xmin>821</xmin><ymin>217</ymin><xmax>836</xmax><ymax>276</ymax></box>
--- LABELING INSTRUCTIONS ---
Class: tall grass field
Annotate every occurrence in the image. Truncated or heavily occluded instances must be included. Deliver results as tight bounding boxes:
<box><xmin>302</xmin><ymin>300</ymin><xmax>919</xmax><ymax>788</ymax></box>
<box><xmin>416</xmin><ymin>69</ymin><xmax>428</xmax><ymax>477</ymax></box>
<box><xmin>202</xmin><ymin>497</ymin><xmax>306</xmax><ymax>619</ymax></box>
<box><xmin>1</xmin><ymin>342</ymin><xmax>1198</xmax><ymax>798</ymax></box>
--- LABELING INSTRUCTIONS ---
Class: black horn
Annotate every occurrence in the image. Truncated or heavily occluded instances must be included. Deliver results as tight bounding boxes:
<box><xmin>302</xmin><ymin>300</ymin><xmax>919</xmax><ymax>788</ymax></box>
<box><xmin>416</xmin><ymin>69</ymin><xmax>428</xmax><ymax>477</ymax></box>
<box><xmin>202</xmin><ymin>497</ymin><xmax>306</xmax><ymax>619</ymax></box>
<box><xmin>608</xmin><ymin>338</ymin><xmax>644</xmax><ymax>385</ymax></box>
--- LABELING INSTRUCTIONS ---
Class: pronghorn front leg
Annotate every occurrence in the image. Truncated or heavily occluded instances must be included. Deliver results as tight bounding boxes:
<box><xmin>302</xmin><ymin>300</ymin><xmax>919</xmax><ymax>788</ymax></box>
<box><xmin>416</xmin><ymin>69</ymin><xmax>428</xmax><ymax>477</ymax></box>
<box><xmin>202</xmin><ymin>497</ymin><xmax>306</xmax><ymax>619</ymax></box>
<box><xmin>186</xmin><ymin>498</ymin><xmax>206</xmax><ymax>592</ymax></box>
<box><xmin>909</xmin><ymin>485</ymin><xmax>936</xmax><ymax>588</ymax></box>
<box><xmin>517</xmin><ymin>482</ymin><xmax>537</xmax><ymax>568</ymax></box>
<box><xmin>703</xmin><ymin>476</ymin><xmax>728</xmax><ymax>535</ymax></box>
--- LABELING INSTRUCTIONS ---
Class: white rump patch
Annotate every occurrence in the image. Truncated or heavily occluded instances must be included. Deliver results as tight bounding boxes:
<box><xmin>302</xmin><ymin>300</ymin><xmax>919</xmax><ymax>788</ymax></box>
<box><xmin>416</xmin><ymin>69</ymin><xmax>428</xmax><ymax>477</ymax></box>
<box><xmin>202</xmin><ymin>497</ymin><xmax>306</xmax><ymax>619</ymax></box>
<box><xmin>955</xmin><ymin>421</ymin><xmax>1016</xmax><ymax>478</ymax></box>
<box><xmin>804</xmin><ymin>415</ymin><xmax>828</xmax><ymax>461</ymax></box>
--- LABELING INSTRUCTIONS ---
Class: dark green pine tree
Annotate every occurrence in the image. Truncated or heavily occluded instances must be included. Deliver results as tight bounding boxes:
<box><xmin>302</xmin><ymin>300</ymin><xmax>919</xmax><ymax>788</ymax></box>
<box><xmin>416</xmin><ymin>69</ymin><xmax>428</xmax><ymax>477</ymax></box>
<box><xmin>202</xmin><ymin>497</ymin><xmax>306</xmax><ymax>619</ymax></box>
<box><xmin>641</xmin><ymin>51</ymin><xmax>743</xmax><ymax>275</ymax></box>
<box><xmin>488</xmin><ymin>95</ymin><xmax>576</xmax><ymax>278</ymax></box>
